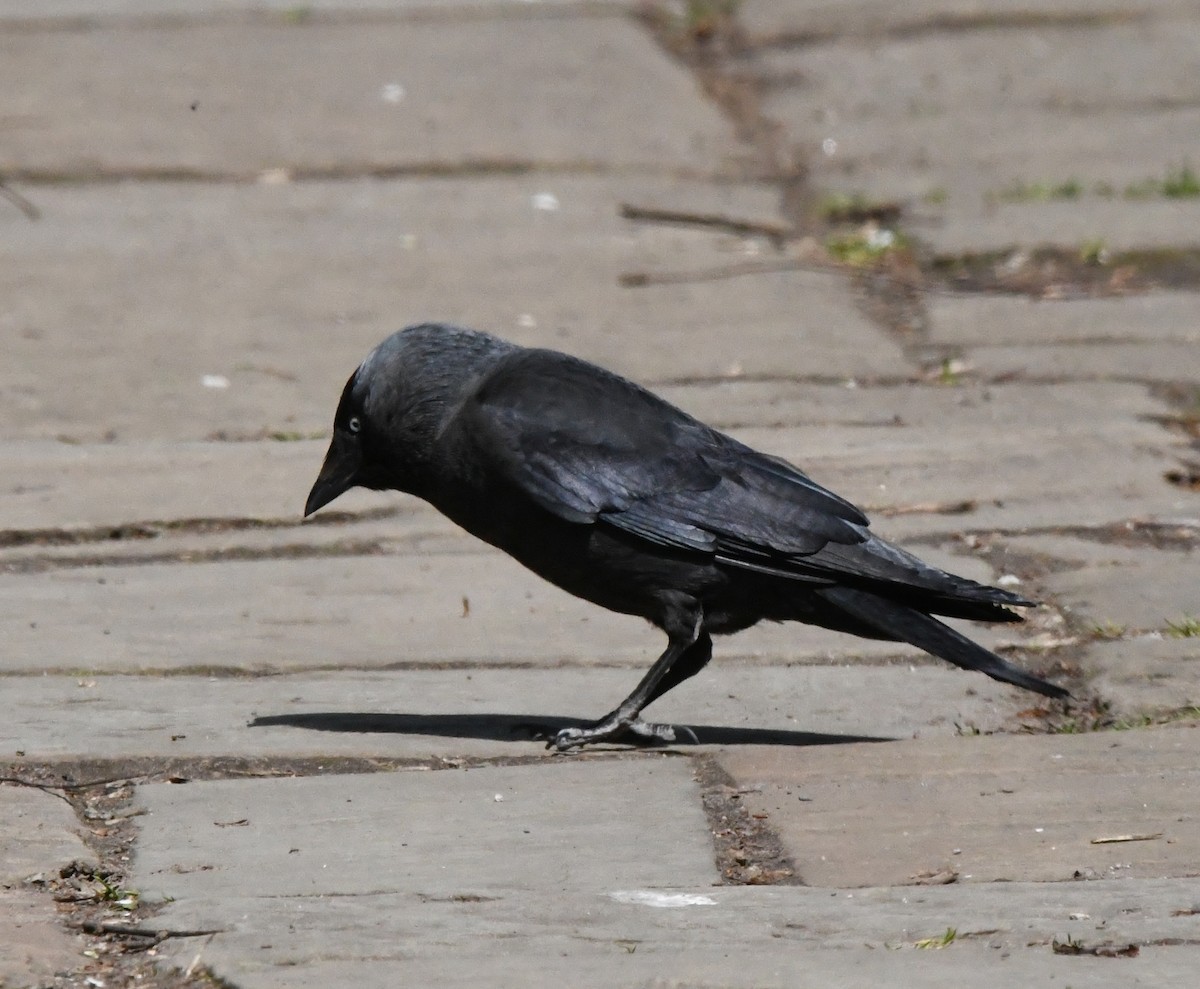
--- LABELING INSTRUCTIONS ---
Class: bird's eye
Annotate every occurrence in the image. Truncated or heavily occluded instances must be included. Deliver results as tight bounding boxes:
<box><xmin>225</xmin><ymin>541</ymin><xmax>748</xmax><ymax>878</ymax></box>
<box><xmin>347</xmin><ymin>416</ymin><xmax>361</xmax><ymax>434</ymax></box>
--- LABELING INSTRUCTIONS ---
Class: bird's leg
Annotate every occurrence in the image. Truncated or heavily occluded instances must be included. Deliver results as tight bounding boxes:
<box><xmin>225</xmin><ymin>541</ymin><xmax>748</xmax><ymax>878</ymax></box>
<box><xmin>643</xmin><ymin>631</ymin><xmax>712</xmax><ymax>706</ymax></box>
<box><xmin>599</xmin><ymin>631</ymin><xmax>713</xmax><ymax>744</ymax></box>
<box><xmin>552</xmin><ymin>610</ymin><xmax>704</xmax><ymax>752</ymax></box>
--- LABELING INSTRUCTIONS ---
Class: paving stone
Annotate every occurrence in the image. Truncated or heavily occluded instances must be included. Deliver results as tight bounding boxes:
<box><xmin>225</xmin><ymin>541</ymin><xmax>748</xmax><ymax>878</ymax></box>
<box><xmin>753</xmin><ymin>8</ymin><xmax>1200</xmax><ymax>253</ymax></box>
<box><xmin>916</xmin><ymin>198</ymin><xmax>1200</xmax><ymax>255</ymax></box>
<box><xmin>950</xmin><ymin>342</ymin><xmax>1200</xmax><ymax>384</ymax></box>
<box><xmin>0</xmin><ymin>439</ymin><xmax>368</xmax><ymax>530</ymax></box>
<box><xmin>1086</xmin><ymin>638</ymin><xmax>1200</xmax><ymax>718</ymax></box>
<box><xmin>0</xmin><ymin>786</ymin><xmax>96</xmax><ymax>987</ymax></box>
<box><xmin>0</xmin><ymin>0</ymin><xmax>612</xmax><ymax>18</ymax></box>
<box><xmin>927</xmin><ymin>291</ymin><xmax>1200</xmax><ymax>348</ymax></box>
<box><xmin>739</xmin><ymin>0</ymin><xmax>1170</xmax><ymax>40</ymax></box>
<box><xmin>1</xmin><ymin>14</ymin><xmax>739</xmax><ymax>177</ymax></box>
<box><xmin>1</xmin><ymin>664</ymin><xmax>1039</xmax><ymax>764</ymax></box>
<box><xmin>138</xmin><ymin>870</ymin><xmax>1200</xmax><ymax>986</ymax></box>
<box><xmin>717</xmin><ymin>727</ymin><xmax>1200</xmax><ymax>887</ymax></box>
<box><xmin>0</xmin><ymin>785</ymin><xmax>96</xmax><ymax>883</ymax></box>
<box><xmin>0</xmin><ymin>888</ymin><xmax>88</xmax><ymax>988</ymax></box>
<box><xmin>0</xmin><ymin>179</ymin><xmax>895</xmax><ymax>443</ymax></box>
<box><xmin>148</xmin><ymin>941</ymin><xmax>1200</xmax><ymax>989</ymax></box>
<box><xmin>0</xmin><ymin>551</ymin><xmax>654</xmax><ymax>674</ymax></box>
<box><xmin>1002</xmin><ymin>535</ymin><xmax>1199</xmax><ymax>633</ymax></box>
<box><xmin>131</xmin><ymin>760</ymin><xmax>718</xmax><ymax>904</ymax></box>
<box><xmin>763</xmin><ymin>382</ymin><xmax>1187</xmax><ymax>536</ymax></box>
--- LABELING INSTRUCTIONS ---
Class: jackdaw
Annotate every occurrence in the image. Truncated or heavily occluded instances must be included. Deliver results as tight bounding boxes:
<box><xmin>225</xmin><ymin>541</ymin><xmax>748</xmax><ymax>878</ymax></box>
<box><xmin>306</xmin><ymin>324</ymin><xmax>1067</xmax><ymax>750</ymax></box>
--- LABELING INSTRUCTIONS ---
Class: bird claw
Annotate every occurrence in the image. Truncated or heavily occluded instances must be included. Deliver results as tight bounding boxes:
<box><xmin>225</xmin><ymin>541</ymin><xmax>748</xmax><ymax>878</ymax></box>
<box><xmin>549</xmin><ymin>716</ymin><xmax>697</xmax><ymax>752</ymax></box>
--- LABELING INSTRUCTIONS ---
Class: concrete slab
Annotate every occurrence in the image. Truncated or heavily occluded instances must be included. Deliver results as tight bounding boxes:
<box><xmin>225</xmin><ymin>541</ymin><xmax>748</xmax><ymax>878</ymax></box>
<box><xmin>1</xmin><ymin>179</ymin><xmax>896</xmax><ymax>443</ymax></box>
<box><xmin>0</xmin><ymin>550</ymin><xmax>656</xmax><ymax>674</ymax></box>
<box><xmin>143</xmin><ymin>923</ymin><xmax>1200</xmax><ymax>989</ymax></box>
<box><xmin>762</xmin><ymin>18</ymin><xmax>1200</xmax><ymax>189</ymax></box>
<box><xmin>952</xmin><ymin>342</ymin><xmax>1200</xmax><ymax>383</ymax></box>
<box><xmin>0</xmin><ymin>784</ymin><xmax>95</xmax><ymax>883</ymax></box>
<box><xmin>1</xmin><ymin>14</ymin><xmax>738</xmax><ymax>177</ymax></box>
<box><xmin>0</xmin><ymin>664</ymin><xmax>1040</xmax><ymax>763</ymax></box>
<box><xmin>761</xmin><ymin>383</ymin><xmax>1187</xmax><ymax>536</ymax></box>
<box><xmin>0</xmin><ymin>0</ymin><xmax>615</xmax><ymax>19</ymax></box>
<box><xmin>917</xmin><ymin>198</ymin><xmax>1200</xmax><ymax>256</ymax></box>
<box><xmin>739</xmin><ymin>0</ymin><xmax>1171</xmax><ymax>40</ymax></box>
<box><xmin>1002</xmin><ymin>535</ymin><xmax>1199</xmax><ymax>634</ymax></box>
<box><xmin>0</xmin><ymin>785</ymin><xmax>95</xmax><ymax>987</ymax></box>
<box><xmin>136</xmin><ymin>864</ymin><xmax>1200</xmax><ymax>986</ymax></box>
<box><xmin>926</xmin><ymin>292</ymin><xmax>1200</xmax><ymax>383</ymax></box>
<box><xmin>131</xmin><ymin>760</ymin><xmax>718</xmax><ymax>904</ymax></box>
<box><xmin>927</xmin><ymin>291</ymin><xmax>1200</xmax><ymax>348</ymax></box>
<box><xmin>0</xmin><ymin>888</ymin><xmax>88</xmax><ymax>988</ymax></box>
<box><xmin>753</xmin><ymin>10</ymin><xmax>1200</xmax><ymax>253</ymax></box>
<box><xmin>717</xmin><ymin>727</ymin><xmax>1200</xmax><ymax>887</ymax></box>
<box><xmin>1087</xmin><ymin>638</ymin><xmax>1200</xmax><ymax>718</ymax></box>
<box><xmin>0</xmin><ymin>439</ymin><xmax>389</xmax><ymax>531</ymax></box>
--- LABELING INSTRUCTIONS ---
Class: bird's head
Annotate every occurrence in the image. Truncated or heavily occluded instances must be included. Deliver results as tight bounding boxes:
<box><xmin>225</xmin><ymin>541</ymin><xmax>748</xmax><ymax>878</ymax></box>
<box><xmin>304</xmin><ymin>324</ymin><xmax>517</xmax><ymax>517</ymax></box>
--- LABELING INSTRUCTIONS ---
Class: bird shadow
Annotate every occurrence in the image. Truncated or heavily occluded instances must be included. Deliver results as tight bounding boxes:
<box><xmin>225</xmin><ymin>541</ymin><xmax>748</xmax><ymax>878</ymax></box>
<box><xmin>248</xmin><ymin>711</ymin><xmax>890</xmax><ymax>748</ymax></box>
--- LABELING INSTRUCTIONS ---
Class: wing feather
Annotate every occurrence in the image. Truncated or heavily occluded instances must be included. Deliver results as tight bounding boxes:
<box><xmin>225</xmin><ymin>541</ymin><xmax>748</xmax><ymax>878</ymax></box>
<box><xmin>447</xmin><ymin>348</ymin><xmax>979</xmax><ymax>593</ymax></box>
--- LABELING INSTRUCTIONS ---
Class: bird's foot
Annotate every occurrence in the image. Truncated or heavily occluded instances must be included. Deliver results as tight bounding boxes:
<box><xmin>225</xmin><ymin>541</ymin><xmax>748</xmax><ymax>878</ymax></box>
<box><xmin>550</xmin><ymin>715</ymin><xmax>697</xmax><ymax>752</ymax></box>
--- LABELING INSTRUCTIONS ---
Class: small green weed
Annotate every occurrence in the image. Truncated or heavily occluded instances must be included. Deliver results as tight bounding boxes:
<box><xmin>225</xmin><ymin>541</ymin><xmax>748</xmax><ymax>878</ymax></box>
<box><xmin>1165</xmin><ymin>615</ymin><xmax>1200</xmax><ymax>638</ymax></box>
<box><xmin>825</xmin><ymin>228</ymin><xmax>908</xmax><ymax>266</ymax></box>
<box><xmin>1125</xmin><ymin>161</ymin><xmax>1200</xmax><ymax>199</ymax></box>
<box><xmin>1162</xmin><ymin>161</ymin><xmax>1200</xmax><ymax>198</ymax></box>
<box><xmin>1079</xmin><ymin>238</ymin><xmax>1109</xmax><ymax>266</ymax></box>
<box><xmin>914</xmin><ymin>927</ymin><xmax>958</xmax><ymax>949</ymax></box>
<box><xmin>819</xmin><ymin>192</ymin><xmax>901</xmax><ymax>224</ymax></box>
<box><xmin>281</xmin><ymin>5</ymin><xmax>312</xmax><ymax>24</ymax></box>
<box><xmin>997</xmin><ymin>178</ymin><xmax>1082</xmax><ymax>203</ymax></box>
<box><xmin>93</xmin><ymin>872</ymin><xmax>139</xmax><ymax>911</ymax></box>
<box><xmin>1090</xmin><ymin>620</ymin><xmax>1126</xmax><ymax>640</ymax></box>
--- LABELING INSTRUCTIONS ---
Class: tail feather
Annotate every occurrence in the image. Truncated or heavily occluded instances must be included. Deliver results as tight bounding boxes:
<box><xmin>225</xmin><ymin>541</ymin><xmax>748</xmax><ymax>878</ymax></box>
<box><xmin>818</xmin><ymin>585</ymin><xmax>1069</xmax><ymax>700</ymax></box>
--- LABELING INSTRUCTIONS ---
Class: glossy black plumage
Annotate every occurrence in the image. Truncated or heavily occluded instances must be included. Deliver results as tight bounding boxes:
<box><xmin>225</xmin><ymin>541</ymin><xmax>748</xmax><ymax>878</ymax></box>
<box><xmin>307</xmin><ymin>324</ymin><xmax>1066</xmax><ymax>749</ymax></box>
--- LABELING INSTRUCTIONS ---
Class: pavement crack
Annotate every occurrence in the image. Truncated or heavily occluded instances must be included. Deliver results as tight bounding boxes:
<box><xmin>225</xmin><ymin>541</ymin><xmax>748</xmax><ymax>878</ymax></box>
<box><xmin>0</xmin><ymin>507</ymin><xmax>402</xmax><ymax>550</ymax></box>
<box><xmin>693</xmin><ymin>755</ymin><xmax>803</xmax><ymax>886</ymax></box>
<box><xmin>746</xmin><ymin>9</ymin><xmax>1150</xmax><ymax>53</ymax></box>
<box><xmin>1</xmin><ymin>1</ymin><xmax>624</xmax><ymax>35</ymax></box>
<box><xmin>6</xmin><ymin>158</ymin><xmax>723</xmax><ymax>188</ymax></box>
<box><xmin>3</xmin><ymin>538</ymin><xmax>389</xmax><ymax>574</ymax></box>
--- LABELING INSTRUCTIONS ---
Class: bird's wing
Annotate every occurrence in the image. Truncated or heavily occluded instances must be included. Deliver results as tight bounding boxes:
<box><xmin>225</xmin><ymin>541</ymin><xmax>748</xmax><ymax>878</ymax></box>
<box><xmin>449</xmin><ymin>348</ymin><xmax>869</xmax><ymax>562</ymax></box>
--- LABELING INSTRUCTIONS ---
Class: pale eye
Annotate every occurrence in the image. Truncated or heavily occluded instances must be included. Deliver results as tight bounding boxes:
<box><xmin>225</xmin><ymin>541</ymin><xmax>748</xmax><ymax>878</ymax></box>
<box><xmin>347</xmin><ymin>415</ymin><xmax>361</xmax><ymax>434</ymax></box>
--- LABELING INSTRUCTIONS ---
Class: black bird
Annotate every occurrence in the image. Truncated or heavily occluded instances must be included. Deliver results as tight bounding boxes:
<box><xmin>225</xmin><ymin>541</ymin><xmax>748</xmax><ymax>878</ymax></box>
<box><xmin>306</xmin><ymin>324</ymin><xmax>1067</xmax><ymax>750</ymax></box>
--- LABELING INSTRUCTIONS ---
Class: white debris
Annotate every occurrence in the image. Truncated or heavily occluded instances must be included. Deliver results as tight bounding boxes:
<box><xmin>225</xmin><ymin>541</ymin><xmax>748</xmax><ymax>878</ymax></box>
<box><xmin>381</xmin><ymin>83</ymin><xmax>406</xmax><ymax>104</ymax></box>
<box><xmin>609</xmin><ymin>890</ymin><xmax>717</xmax><ymax>908</ymax></box>
<box><xmin>867</xmin><ymin>227</ymin><xmax>895</xmax><ymax>250</ymax></box>
<box><xmin>531</xmin><ymin>192</ymin><xmax>560</xmax><ymax>211</ymax></box>
<box><xmin>201</xmin><ymin>374</ymin><xmax>230</xmax><ymax>389</ymax></box>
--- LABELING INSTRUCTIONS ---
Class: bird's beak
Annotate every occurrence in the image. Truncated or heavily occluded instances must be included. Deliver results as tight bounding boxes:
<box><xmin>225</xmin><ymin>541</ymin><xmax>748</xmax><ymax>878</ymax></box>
<box><xmin>305</xmin><ymin>432</ymin><xmax>362</xmax><ymax>517</ymax></box>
